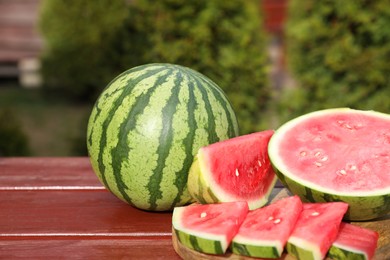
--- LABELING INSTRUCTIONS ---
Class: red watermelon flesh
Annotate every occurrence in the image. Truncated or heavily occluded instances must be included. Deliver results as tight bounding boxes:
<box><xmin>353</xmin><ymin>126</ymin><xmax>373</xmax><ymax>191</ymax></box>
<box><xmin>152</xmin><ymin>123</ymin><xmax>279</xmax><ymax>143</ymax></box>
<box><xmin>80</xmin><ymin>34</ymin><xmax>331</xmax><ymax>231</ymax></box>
<box><xmin>231</xmin><ymin>195</ymin><xmax>303</xmax><ymax>258</ymax></box>
<box><xmin>275</xmin><ymin>110</ymin><xmax>390</xmax><ymax>193</ymax></box>
<box><xmin>268</xmin><ymin>108</ymin><xmax>390</xmax><ymax>220</ymax></box>
<box><xmin>287</xmin><ymin>202</ymin><xmax>349</xmax><ymax>260</ymax></box>
<box><xmin>188</xmin><ymin>130</ymin><xmax>278</xmax><ymax>210</ymax></box>
<box><xmin>172</xmin><ymin>201</ymin><xmax>249</xmax><ymax>254</ymax></box>
<box><xmin>328</xmin><ymin>222</ymin><xmax>379</xmax><ymax>260</ymax></box>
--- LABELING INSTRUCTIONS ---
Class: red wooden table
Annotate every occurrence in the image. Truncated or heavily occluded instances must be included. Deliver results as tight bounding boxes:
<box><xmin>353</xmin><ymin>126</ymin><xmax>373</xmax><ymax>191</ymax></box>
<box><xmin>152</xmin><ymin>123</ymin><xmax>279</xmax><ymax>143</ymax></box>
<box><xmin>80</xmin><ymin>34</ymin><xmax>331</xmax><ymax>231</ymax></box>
<box><xmin>1</xmin><ymin>157</ymin><xmax>388</xmax><ymax>259</ymax></box>
<box><xmin>0</xmin><ymin>157</ymin><xmax>180</xmax><ymax>259</ymax></box>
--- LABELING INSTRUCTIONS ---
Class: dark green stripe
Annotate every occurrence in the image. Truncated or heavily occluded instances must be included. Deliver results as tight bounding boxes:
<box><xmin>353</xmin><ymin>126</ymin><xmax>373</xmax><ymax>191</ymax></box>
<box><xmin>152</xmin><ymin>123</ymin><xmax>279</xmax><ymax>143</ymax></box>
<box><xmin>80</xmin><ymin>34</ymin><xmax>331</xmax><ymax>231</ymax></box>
<box><xmin>328</xmin><ymin>245</ymin><xmax>365</xmax><ymax>260</ymax></box>
<box><xmin>304</xmin><ymin>187</ymin><xmax>316</xmax><ymax>202</ymax></box>
<box><xmin>91</xmin><ymin>66</ymin><xmax>168</xmax><ymax>183</ymax></box>
<box><xmin>87</xmin><ymin>86</ymin><xmax>123</xmax><ymax>149</ymax></box>
<box><xmin>193</xmin><ymin>76</ymin><xmax>219</xmax><ymax>144</ymax></box>
<box><xmin>104</xmin><ymin>69</ymin><xmax>171</xmax><ymax>203</ymax></box>
<box><xmin>189</xmin><ymin>235</ymin><xmax>202</xmax><ymax>252</ymax></box>
<box><xmin>169</xmin><ymin>76</ymin><xmax>198</xmax><ymax>209</ymax></box>
<box><xmin>214</xmin><ymin>240</ymin><xmax>224</xmax><ymax>254</ymax></box>
<box><xmin>231</xmin><ymin>242</ymin><xmax>251</xmax><ymax>256</ymax></box>
<box><xmin>147</xmin><ymin>68</ymin><xmax>182</xmax><ymax>210</ymax></box>
<box><xmin>104</xmin><ymin>63</ymin><xmax>167</xmax><ymax>90</ymax></box>
<box><xmin>198</xmin><ymin>73</ymin><xmax>238</xmax><ymax>137</ymax></box>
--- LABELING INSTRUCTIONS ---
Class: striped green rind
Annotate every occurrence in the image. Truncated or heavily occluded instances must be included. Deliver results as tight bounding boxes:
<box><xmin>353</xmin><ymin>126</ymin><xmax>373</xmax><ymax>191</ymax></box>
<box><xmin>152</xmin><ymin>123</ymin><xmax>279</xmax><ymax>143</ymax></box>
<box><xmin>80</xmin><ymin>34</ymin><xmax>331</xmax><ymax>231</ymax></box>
<box><xmin>328</xmin><ymin>245</ymin><xmax>367</xmax><ymax>260</ymax></box>
<box><xmin>174</xmin><ymin>228</ymin><xmax>224</xmax><ymax>255</ymax></box>
<box><xmin>231</xmin><ymin>241</ymin><xmax>280</xmax><ymax>258</ymax></box>
<box><xmin>273</xmin><ymin>167</ymin><xmax>390</xmax><ymax>220</ymax></box>
<box><xmin>87</xmin><ymin>63</ymin><xmax>239</xmax><ymax>211</ymax></box>
<box><xmin>286</xmin><ymin>240</ymin><xmax>320</xmax><ymax>260</ymax></box>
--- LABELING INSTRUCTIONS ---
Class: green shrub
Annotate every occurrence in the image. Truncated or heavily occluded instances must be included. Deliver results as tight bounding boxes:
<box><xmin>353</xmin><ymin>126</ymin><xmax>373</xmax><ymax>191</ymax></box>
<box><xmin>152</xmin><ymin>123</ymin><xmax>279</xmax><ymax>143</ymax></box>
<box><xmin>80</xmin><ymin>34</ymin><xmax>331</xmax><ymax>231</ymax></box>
<box><xmin>134</xmin><ymin>0</ymin><xmax>270</xmax><ymax>134</ymax></box>
<box><xmin>281</xmin><ymin>0</ymin><xmax>390</xmax><ymax>122</ymax></box>
<box><xmin>38</xmin><ymin>0</ymin><xmax>146</xmax><ymax>101</ymax></box>
<box><xmin>39</xmin><ymin>0</ymin><xmax>270</xmax><ymax>134</ymax></box>
<box><xmin>0</xmin><ymin>109</ymin><xmax>30</xmax><ymax>156</ymax></box>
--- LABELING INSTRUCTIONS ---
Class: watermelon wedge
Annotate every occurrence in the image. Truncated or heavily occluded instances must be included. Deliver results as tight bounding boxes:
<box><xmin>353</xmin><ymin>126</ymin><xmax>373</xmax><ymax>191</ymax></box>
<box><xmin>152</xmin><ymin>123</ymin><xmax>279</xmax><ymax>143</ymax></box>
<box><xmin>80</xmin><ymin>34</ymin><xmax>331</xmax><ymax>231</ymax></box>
<box><xmin>231</xmin><ymin>195</ymin><xmax>303</xmax><ymax>258</ymax></box>
<box><xmin>328</xmin><ymin>222</ymin><xmax>379</xmax><ymax>260</ymax></box>
<box><xmin>286</xmin><ymin>202</ymin><xmax>348</xmax><ymax>260</ymax></box>
<box><xmin>268</xmin><ymin>108</ymin><xmax>390</xmax><ymax>220</ymax></box>
<box><xmin>188</xmin><ymin>130</ymin><xmax>278</xmax><ymax>210</ymax></box>
<box><xmin>172</xmin><ymin>201</ymin><xmax>249</xmax><ymax>255</ymax></box>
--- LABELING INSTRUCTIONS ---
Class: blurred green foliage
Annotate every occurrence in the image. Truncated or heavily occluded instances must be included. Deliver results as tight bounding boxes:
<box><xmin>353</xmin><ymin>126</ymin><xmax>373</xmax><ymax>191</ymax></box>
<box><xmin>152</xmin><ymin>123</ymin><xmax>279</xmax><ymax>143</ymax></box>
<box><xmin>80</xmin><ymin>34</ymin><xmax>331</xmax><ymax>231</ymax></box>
<box><xmin>39</xmin><ymin>0</ymin><xmax>269</xmax><ymax>134</ymax></box>
<box><xmin>134</xmin><ymin>0</ymin><xmax>270</xmax><ymax>134</ymax></box>
<box><xmin>0</xmin><ymin>108</ymin><xmax>30</xmax><ymax>156</ymax></box>
<box><xmin>280</xmin><ymin>0</ymin><xmax>390</xmax><ymax>122</ymax></box>
<box><xmin>39</xmin><ymin>0</ymin><xmax>142</xmax><ymax>101</ymax></box>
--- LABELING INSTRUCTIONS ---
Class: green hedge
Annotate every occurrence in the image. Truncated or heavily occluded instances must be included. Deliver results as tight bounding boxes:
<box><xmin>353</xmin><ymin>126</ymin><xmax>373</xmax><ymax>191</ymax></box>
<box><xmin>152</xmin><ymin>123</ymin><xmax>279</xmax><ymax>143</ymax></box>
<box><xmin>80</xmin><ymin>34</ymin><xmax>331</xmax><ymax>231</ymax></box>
<box><xmin>39</xmin><ymin>0</ymin><xmax>143</xmax><ymax>101</ymax></box>
<box><xmin>281</xmin><ymin>0</ymin><xmax>390</xmax><ymax>122</ymax></box>
<box><xmin>39</xmin><ymin>0</ymin><xmax>270</xmax><ymax>134</ymax></box>
<box><xmin>0</xmin><ymin>109</ymin><xmax>30</xmax><ymax>156</ymax></box>
<box><xmin>135</xmin><ymin>0</ymin><xmax>270</xmax><ymax>134</ymax></box>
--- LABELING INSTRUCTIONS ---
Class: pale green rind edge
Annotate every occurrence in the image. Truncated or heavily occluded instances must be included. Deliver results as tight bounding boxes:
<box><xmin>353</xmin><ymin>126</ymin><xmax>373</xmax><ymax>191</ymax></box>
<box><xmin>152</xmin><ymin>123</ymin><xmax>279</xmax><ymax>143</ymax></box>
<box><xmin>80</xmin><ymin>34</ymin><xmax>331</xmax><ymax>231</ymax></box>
<box><xmin>286</xmin><ymin>242</ymin><xmax>320</xmax><ymax>260</ymax></box>
<box><xmin>327</xmin><ymin>245</ymin><xmax>367</xmax><ymax>260</ymax></box>
<box><xmin>231</xmin><ymin>241</ymin><xmax>281</xmax><ymax>258</ymax></box>
<box><xmin>268</xmin><ymin>108</ymin><xmax>390</xmax><ymax>221</ymax></box>
<box><xmin>188</xmin><ymin>155</ymin><xmax>220</xmax><ymax>204</ymax></box>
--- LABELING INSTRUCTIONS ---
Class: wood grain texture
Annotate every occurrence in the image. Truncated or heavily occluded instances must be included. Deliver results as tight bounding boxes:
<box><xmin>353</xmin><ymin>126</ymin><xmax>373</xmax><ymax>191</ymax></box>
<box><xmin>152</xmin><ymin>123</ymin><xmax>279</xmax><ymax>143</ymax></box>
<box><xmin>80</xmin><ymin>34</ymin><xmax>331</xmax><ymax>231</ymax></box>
<box><xmin>0</xmin><ymin>158</ymin><xmax>388</xmax><ymax>259</ymax></box>
<box><xmin>1</xmin><ymin>238</ymin><xmax>179</xmax><ymax>259</ymax></box>
<box><xmin>0</xmin><ymin>157</ymin><xmax>180</xmax><ymax>259</ymax></box>
<box><xmin>0</xmin><ymin>190</ymin><xmax>173</xmax><ymax>236</ymax></box>
<box><xmin>0</xmin><ymin>157</ymin><xmax>102</xmax><ymax>190</ymax></box>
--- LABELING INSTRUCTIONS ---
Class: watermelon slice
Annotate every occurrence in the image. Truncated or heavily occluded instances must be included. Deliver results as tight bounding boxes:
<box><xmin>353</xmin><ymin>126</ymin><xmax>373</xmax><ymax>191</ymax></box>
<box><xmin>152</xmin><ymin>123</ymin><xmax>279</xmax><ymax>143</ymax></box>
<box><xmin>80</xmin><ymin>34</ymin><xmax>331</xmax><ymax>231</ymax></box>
<box><xmin>188</xmin><ymin>130</ymin><xmax>278</xmax><ymax>210</ymax></box>
<box><xmin>286</xmin><ymin>202</ymin><xmax>348</xmax><ymax>260</ymax></box>
<box><xmin>328</xmin><ymin>222</ymin><xmax>379</xmax><ymax>260</ymax></box>
<box><xmin>172</xmin><ymin>201</ymin><xmax>249</xmax><ymax>255</ymax></box>
<box><xmin>268</xmin><ymin>108</ymin><xmax>390</xmax><ymax>220</ymax></box>
<box><xmin>231</xmin><ymin>195</ymin><xmax>303</xmax><ymax>258</ymax></box>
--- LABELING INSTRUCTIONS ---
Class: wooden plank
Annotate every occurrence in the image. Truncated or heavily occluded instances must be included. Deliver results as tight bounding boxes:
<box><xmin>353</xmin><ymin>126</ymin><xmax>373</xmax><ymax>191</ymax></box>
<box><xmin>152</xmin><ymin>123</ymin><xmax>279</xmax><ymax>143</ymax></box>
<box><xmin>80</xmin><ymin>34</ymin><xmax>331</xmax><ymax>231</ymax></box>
<box><xmin>0</xmin><ymin>190</ymin><xmax>173</xmax><ymax>236</ymax></box>
<box><xmin>0</xmin><ymin>238</ymin><xmax>181</xmax><ymax>259</ymax></box>
<box><xmin>0</xmin><ymin>157</ymin><xmax>182</xmax><ymax>258</ymax></box>
<box><xmin>0</xmin><ymin>157</ymin><xmax>103</xmax><ymax>190</ymax></box>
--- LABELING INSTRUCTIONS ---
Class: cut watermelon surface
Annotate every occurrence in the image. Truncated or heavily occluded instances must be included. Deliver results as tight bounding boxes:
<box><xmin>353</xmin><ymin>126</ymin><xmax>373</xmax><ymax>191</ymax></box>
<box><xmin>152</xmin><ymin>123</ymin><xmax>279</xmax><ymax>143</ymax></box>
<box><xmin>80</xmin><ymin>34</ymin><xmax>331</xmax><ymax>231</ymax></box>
<box><xmin>231</xmin><ymin>196</ymin><xmax>303</xmax><ymax>258</ymax></box>
<box><xmin>328</xmin><ymin>222</ymin><xmax>379</xmax><ymax>260</ymax></box>
<box><xmin>286</xmin><ymin>202</ymin><xmax>348</xmax><ymax>260</ymax></box>
<box><xmin>172</xmin><ymin>201</ymin><xmax>249</xmax><ymax>255</ymax></box>
<box><xmin>188</xmin><ymin>130</ymin><xmax>277</xmax><ymax>210</ymax></box>
<box><xmin>268</xmin><ymin>108</ymin><xmax>390</xmax><ymax>220</ymax></box>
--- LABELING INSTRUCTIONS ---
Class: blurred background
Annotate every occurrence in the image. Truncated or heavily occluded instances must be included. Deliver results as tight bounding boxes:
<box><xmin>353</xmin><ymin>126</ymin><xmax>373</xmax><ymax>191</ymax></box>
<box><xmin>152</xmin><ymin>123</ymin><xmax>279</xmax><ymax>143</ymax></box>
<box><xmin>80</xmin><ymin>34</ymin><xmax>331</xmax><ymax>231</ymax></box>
<box><xmin>0</xmin><ymin>0</ymin><xmax>389</xmax><ymax>157</ymax></box>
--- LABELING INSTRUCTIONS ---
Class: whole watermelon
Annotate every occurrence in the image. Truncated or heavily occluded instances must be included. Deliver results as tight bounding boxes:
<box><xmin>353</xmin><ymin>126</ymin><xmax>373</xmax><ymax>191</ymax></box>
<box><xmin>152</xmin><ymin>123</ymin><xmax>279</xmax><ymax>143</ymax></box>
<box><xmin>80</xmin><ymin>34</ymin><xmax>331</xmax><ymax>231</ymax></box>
<box><xmin>87</xmin><ymin>63</ymin><xmax>239</xmax><ymax>211</ymax></box>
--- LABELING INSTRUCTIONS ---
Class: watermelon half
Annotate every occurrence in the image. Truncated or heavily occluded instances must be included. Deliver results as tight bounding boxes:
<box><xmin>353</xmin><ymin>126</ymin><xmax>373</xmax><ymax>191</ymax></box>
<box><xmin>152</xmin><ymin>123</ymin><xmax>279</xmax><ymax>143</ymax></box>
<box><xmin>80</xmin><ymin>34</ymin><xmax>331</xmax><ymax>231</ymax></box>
<box><xmin>188</xmin><ymin>130</ymin><xmax>278</xmax><ymax>210</ymax></box>
<box><xmin>327</xmin><ymin>222</ymin><xmax>379</xmax><ymax>260</ymax></box>
<box><xmin>231</xmin><ymin>195</ymin><xmax>303</xmax><ymax>258</ymax></box>
<box><xmin>268</xmin><ymin>108</ymin><xmax>390</xmax><ymax>220</ymax></box>
<box><xmin>286</xmin><ymin>202</ymin><xmax>348</xmax><ymax>260</ymax></box>
<box><xmin>172</xmin><ymin>201</ymin><xmax>249</xmax><ymax>255</ymax></box>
